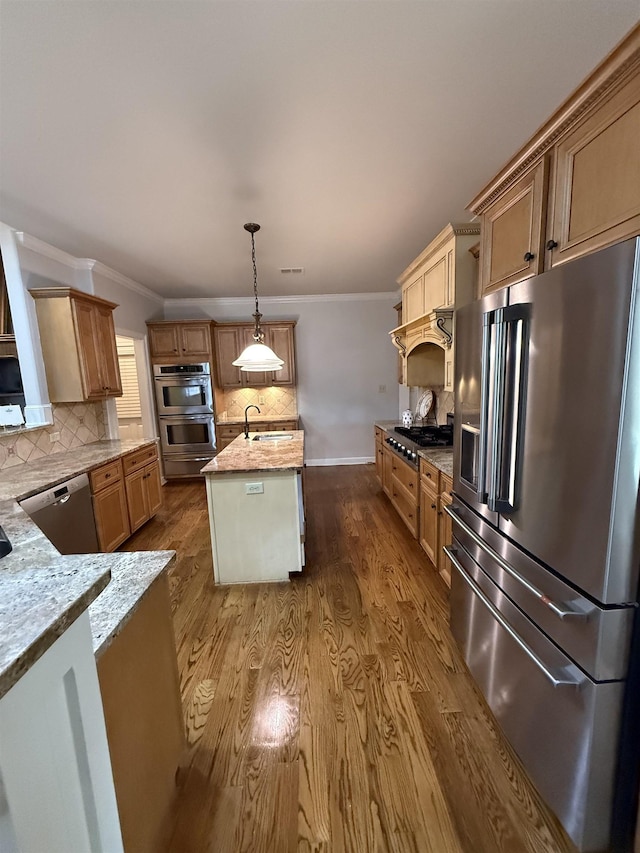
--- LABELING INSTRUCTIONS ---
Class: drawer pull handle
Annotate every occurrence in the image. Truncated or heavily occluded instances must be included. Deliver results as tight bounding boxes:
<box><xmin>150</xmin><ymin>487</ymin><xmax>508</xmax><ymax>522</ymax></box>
<box><xmin>445</xmin><ymin>547</ymin><xmax>583</xmax><ymax>688</ymax></box>
<box><xmin>426</xmin><ymin>472</ymin><xmax>432</xmax><ymax>478</ymax></box>
<box><xmin>105</xmin><ymin>474</ymin><xmax>111</xmax><ymax>479</ymax></box>
<box><xmin>444</xmin><ymin>505</ymin><xmax>589</xmax><ymax>621</ymax></box>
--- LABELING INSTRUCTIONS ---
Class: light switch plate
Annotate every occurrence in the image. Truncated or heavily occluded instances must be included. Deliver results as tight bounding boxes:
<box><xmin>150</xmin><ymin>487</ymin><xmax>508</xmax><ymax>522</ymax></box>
<box><xmin>245</xmin><ymin>482</ymin><xmax>264</xmax><ymax>495</ymax></box>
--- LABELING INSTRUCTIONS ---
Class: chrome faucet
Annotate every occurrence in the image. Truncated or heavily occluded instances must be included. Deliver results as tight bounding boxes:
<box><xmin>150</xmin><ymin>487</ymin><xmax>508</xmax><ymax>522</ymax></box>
<box><xmin>244</xmin><ymin>405</ymin><xmax>261</xmax><ymax>439</ymax></box>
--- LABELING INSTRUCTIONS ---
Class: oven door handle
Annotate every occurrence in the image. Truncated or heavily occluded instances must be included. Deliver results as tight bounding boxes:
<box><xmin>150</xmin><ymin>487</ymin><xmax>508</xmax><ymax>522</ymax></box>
<box><xmin>160</xmin><ymin>415</ymin><xmax>214</xmax><ymax>421</ymax></box>
<box><xmin>445</xmin><ymin>504</ymin><xmax>589</xmax><ymax>621</ymax></box>
<box><xmin>444</xmin><ymin>547</ymin><xmax>583</xmax><ymax>689</ymax></box>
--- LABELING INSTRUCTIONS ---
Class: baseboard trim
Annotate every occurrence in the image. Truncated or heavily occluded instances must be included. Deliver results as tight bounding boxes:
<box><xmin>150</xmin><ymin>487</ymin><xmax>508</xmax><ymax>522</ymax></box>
<box><xmin>305</xmin><ymin>457</ymin><xmax>374</xmax><ymax>467</ymax></box>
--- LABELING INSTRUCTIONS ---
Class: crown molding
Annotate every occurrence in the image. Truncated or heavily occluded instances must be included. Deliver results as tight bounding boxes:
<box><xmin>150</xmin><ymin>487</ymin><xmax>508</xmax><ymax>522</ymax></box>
<box><xmin>87</xmin><ymin>261</ymin><xmax>164</xmax><ymax>304</ymax></box>
<box><xmin>14</xmin><ymin>232</ymin><xmax>163</xmax><ymax>304</ymax></box>
<box><xmin>165</xmin><ymin>291</ymin><xmax>398</xmax><ymax>308</ymax></box>
<box><xmin>15</xmin><ymin>232</ymin><xmax>93</xmax><ymax>270</ymax></box>
<box><xmin>397</xmin><ymin>221</ymin><xmax>480</xmax><ymax>286</ymax></box>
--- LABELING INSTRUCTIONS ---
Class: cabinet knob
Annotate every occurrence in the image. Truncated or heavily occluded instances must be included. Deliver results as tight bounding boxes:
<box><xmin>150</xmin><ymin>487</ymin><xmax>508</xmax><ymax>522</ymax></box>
<box><xmin>431</xmin><ymin>503</ymin><xmax>436</xmax><ymax>509</ymax></box>
<box><xmin>105</xmin><ymin>474</ymin><xmax>111</xmax><ymax>479</ymax></box>
<box><xmin>523</xmin><ymin>251</ymin><xmax>535</xmax><ymax>262</ymax></box>
<box><xmin>546</xmin><ymin>239</ymin><xmax>558</xmax><ymax>251</ymax></box>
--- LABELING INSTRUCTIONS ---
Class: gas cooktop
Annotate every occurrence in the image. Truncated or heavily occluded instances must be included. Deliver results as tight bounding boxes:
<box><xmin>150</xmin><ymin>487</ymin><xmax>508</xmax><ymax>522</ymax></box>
<box><xmin>384</xmin><ymin>424</ymin><xmax>453</xmax><ymax>468</ymax></box>
<box><xmin>394</xmin><ymin>425</ymin><xmax>453</xmax><ymax>447</ymax></box>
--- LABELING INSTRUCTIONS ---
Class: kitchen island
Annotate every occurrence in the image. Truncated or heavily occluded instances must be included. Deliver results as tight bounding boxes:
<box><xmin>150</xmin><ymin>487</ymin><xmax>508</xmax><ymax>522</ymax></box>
<box><xmin>202</xmin><ymin>430</ymin><xmax>305</xmax><ymax>583</ymax></box>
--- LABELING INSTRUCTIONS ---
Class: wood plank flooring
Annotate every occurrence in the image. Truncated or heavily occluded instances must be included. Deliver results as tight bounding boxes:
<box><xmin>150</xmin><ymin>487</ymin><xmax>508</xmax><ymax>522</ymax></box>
<box><xmin>123</xmin><ymin>465</ymin><xmax>576</xmax><ymax>853</ymax></box>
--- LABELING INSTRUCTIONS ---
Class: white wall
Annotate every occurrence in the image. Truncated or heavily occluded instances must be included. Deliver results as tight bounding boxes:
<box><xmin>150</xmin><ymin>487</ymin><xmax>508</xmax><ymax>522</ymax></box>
<box><xmin>164</xmin><ymin>294</ymin><xmax>399</xmax><ymax>464</ymax></box>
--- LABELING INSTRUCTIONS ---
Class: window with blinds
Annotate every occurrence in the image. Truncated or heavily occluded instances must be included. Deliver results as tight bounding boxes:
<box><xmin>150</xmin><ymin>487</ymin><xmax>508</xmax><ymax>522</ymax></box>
<box><xmin>115</xmin><ymin>336</ymin><xmax>142</xmax><ymax>419</ymax></box>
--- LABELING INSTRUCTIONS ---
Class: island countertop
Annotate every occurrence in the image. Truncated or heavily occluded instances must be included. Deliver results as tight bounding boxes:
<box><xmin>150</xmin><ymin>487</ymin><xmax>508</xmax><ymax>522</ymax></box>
<box><xmin>0</xmin><ymin>439</ymin><xmax>175</xmax><ymax>698</ymax></box>
<box><xmin>202</xmin><ymin>430</ymin><xmax>304</xmax><ymax>475</ymax></box>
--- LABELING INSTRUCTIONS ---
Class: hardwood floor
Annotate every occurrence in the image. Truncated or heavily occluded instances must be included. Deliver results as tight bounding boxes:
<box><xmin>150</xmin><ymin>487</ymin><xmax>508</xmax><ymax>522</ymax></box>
<box><xmin>123</xmin><ymin>465</ymin><xmax>576</xmax><ymax>853</ymax></box>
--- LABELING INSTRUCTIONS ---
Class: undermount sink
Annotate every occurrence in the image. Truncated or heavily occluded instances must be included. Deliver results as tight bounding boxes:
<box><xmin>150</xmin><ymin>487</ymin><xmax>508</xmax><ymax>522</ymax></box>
<box><xmin>252</xmin><ymin>432</ymin><xmax>294</xmax><ymax>441</ymax></box>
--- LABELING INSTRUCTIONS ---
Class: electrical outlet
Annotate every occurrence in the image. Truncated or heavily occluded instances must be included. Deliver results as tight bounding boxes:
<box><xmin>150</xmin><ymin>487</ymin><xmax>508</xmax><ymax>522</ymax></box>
<box><xmin>258</xmin><ymin>395</ymin><xmax>265</xmax><ymax>405</ymax></box>
<box><xmin>378</xmin><ymin>384</ymin><xmax>386</xmax><ymax>393</ymax></box>
<box><xmin>49</xmin><ymin>432</ymin><xmax>60</xmax><ymax>443</ymax></box>
<box><xmin>245</xmin><ymin>482</ymin><xmax>264</xmax><ymax>495</ymax></box>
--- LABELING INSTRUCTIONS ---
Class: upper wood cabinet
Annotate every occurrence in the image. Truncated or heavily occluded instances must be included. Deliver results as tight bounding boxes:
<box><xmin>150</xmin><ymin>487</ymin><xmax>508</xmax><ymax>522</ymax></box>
<box><xmin>479</xmin><ymin>158</ymin><xmax>548</xmax><ymax>295</ymax></box>
<box><xmin>212</xmin><ymin>322</ymin><xmax>297</xmax><ymax>389</ymax></box>
<box><xmin>469</xmin><ymin>23</ymin><xmax>640</xmax><ymax>293</ymax></box>
<box><xmin>147</xmin><ymin>321</ymin><xmax>212</xmax><ymax>362</ymax></box>
<box><xmin>30</xmin><ymin>287</ymin><xmax>123</xmax><ymax>402</ymax></box>
<box><xmin>548</xmin><ymin>72</ymin><xmax>640</xmax><ymax>268</ymax></box>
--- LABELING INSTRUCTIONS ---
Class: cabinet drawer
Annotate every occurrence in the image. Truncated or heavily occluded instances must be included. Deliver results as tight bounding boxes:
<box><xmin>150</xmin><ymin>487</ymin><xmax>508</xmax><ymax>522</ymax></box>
<box><xmin>391</xmin><ymin>481</ymin><xmax>419</xmax><ymax>538</ymax></box>
<box><xmin>375</xmin><ymin>426</ymin><xmax>385</xmax><ymax>444</ymax></box>
<box><xmin>275</xmin><ymin>420</ymin><xmax>298</xmax><ymax>431</ymax></box>
<box><xmin>217</xmin><ymin>425</ymin><xmax>242</xmax><ymax>439</ymax></box>
<box><xmin>419</xmin><ymin>458</ymin><xmax>441</xmax><ymax>489</ymax></box>
<box><xmin>122</xmin><ymin>443</ymin><xmax>158</xmax><ymax>476</ymax></box>
<box><xmin>90</xmin><ymin>459</ymin><xmax>123</xmax><ymax>493</ymax></box>
<box><xmin>390</xmin><ymin>455</ymin><xmax>418</xmax><ymax>496</ymax></box>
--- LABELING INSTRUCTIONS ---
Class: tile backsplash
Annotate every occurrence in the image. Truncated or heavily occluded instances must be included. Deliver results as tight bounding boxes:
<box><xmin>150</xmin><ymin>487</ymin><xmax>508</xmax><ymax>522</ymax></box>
<box><xmin>219</xmin><ymin>386</ymin><xmax>297</xmax><ymax>421</ymax></box>
<box><xmin>0</xmin><ymin>402</ymin><xmax>107</xmax><ymax>471</ymax></box>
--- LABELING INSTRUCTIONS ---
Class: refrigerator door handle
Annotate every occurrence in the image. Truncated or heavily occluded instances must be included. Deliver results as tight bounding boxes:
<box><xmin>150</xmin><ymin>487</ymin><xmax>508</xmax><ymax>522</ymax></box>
<box><xmin>476</xmin><ymin>317</ymin><xmax>492</xmax><ymax>503</ymax></box>
<box><xmin>445</xmin><ymin>547</ymin><xmax>584</xmax><ymax>688</ymax></box>
<box><xmin>488</xmin><ymin>311</ymin><xmax>506</xmax><ymax>511</ymax></box>
<box><xmin>494</xmin><ymin>304</ymin><xmax>530</xmax><ymax>514</ymax></box>
<box><xmin>445</xmin><ymin>504</ymin><xmax>589</xmax><ymax>621</ymax></box>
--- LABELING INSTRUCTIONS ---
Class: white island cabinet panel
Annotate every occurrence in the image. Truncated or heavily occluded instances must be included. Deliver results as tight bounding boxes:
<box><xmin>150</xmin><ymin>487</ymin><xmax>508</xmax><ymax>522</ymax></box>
<box><xmin>206</xmin><ymin>470</ymin><xmax>302</xmax><ymax>583</ymax></box>
<box><xmin>203</xmin><ymin>430</ymin><xmax>305</xmax><ymax>584</ymax></box>
<box><xmin>0</xmin><ymin>612</ymin><xmax>123</xmax><ymax>853</ymax></box>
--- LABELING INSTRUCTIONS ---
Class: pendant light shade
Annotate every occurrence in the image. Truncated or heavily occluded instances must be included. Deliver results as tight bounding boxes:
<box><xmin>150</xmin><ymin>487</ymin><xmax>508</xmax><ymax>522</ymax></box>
<box><xmin>233</xmin><ymin>223</ymin><xmax>284</xmax><ymax>373</ymax></box>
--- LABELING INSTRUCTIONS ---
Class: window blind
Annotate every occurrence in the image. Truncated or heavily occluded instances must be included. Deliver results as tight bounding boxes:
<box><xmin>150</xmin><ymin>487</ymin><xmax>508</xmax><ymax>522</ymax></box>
<box><xmin>115</xmin><ymin>337</ymin><xmax>142</xmax><ymax>419</ymax></box>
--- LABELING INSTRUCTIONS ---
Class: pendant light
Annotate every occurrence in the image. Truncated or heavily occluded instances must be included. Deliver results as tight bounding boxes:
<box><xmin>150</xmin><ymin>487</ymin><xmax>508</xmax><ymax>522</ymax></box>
<box><xmin>232</xmin><ymin>223</ymin><xmax>284</xmax><ymax>372</ymax></box>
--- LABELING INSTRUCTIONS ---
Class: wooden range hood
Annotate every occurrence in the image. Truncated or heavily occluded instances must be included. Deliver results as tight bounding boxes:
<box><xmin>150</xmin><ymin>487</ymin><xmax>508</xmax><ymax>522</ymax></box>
<box><xmin>389</xmin><ymin>307</ymin><xmax>453</xmax><ymax>387</ymax></box>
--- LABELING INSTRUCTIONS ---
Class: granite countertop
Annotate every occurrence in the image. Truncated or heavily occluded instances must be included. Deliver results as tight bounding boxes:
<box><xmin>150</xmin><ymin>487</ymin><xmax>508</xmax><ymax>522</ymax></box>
<box><xmin>202</xmin><ymin>430</ymin><xmax>304</xmax><ymax>474</ymax></box>
<box><xmin>0</xmin><ymin>438</ymin><xmax>175</xmax><ymax>699</ymax></box>
<box><xmin>375</xmin><ymin>421</ymin><xmax>454</xmax><ymax>478</ymax></box>
<box><xmin>217</xmin><ymin>415</ymin><xmax>299</xmax><ymax>426</ymax></box>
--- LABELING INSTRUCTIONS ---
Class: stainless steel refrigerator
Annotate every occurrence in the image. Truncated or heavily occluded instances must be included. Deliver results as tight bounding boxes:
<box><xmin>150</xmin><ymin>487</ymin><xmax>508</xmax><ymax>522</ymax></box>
<box><xmin>448</xmin><ymin>237</ymin><xmax>640</xmax><ymax>852</ymax></box>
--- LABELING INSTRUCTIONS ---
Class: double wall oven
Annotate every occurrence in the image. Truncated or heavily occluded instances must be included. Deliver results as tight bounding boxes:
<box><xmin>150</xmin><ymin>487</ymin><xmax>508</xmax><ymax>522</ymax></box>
<box><xmin>153</xmin><ymin>363</ymin><xmax>216</xmax><ymax>478</ymax></box>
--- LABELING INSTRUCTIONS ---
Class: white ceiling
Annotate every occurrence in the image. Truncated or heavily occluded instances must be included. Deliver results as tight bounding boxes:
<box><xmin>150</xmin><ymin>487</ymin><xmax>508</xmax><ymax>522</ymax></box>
<box><xmin>1</xmin><ymin>1</ymin><xmax>638</xmax><ymax>299</ymax></box>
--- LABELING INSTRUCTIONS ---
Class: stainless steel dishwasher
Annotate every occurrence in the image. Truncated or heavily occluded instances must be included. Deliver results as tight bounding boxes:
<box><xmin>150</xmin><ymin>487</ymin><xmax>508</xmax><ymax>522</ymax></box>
<box><xmin>18</xmin><ymin>472</ymin><xmax>100</xmax><ymax>554</ymax></box>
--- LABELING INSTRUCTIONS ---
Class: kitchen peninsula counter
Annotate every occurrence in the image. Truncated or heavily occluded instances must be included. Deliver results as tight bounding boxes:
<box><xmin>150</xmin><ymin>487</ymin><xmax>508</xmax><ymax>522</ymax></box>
<box><xmin>0</xmin><ymin>439</ymin><xmax>175</xmax><ymax>697</ymax></box>
<box><xmin>203</xmin><ymin>431</ymin><xmax>305</xmax><ymax>583</ymax></box>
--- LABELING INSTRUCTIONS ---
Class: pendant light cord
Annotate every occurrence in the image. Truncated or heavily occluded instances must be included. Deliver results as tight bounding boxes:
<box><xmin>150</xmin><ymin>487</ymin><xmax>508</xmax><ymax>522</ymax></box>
<box><xmin>249</xmin><ymin>229</ymin><xmax>264</xmax><ymax>343</ymax></box>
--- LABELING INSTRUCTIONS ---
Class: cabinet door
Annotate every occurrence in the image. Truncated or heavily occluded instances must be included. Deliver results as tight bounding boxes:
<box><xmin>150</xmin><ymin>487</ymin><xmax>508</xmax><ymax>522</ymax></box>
<box><xmin>382</xmin><ymin>446</ymin><xmax>393</xmax><ymax>499</ymax></box>
<box><xmin>72</xmin><ymin>299</ymin><xmax>104</xmax><ymax>399</ymax></box>
<box><xmin>419</xmin><ymin>479</ymin><xmax>439</xmax><ymax>566</ymax></box>
<box><xmin>403</xmin><ymin>272</ymin><xmax>424</xmax><ymax>323</ymax></box>
<box><xmin>423</xmin><ymin>246</ymin><xmax>448</xmax><ymax>311</ymax></box>
<box><xmin>93</xmin><ymin>481</ymin><xmax>130</xmax><ymax>552</ymax></box>
<box><xmin>144</xmin><ymin>461</ymin><xmax>162</xmax><ymax>519</ymax></box>
<box><xmin>213</xmin><ymin>327</ymin><xmax>242</xmax><ymax>388</ymax></box>
<box><xmin>148</xmin><ymin>326</ymin><xmax>180</xmax><ymax>359</ymax></box>
<box><xmin>125</xmin><ymin>468</ymin><xmax>149</xmax><ymax>533</ymax></box>
<box><xmin>95</xmin><ymin>305</ymin><xmax>122</xmax><ymax>397</ymax></box>
<box><xmin>479</xmin><ymin>158</ymin><xmax>548</xmax><ymax>295</ymax></box>
<box><xmin>266</xmin><ymin>324</ymin><xmax>295</xmax><ymax>386</ymax></box>
<box><xmin>437</xmin><ymin>492</ymin><xmax>454</xmax><ymax>587</ymax></box>
<box><xmin>179</xmin><ymin>324</ymin><xmax>211</xmax><ymax>358</ymax></box>
<box><xmin>548</xmin><ymin>73</ymin><xmax>640</xmax><ymax>268</ymax></box>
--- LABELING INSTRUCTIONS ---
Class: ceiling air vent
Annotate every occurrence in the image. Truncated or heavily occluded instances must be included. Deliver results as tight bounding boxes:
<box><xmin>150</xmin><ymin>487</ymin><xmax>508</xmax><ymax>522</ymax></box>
<box><xmin>280</xmin><ymin>267</ymin><xmax>304</xmax><ymax>275</ymax></box>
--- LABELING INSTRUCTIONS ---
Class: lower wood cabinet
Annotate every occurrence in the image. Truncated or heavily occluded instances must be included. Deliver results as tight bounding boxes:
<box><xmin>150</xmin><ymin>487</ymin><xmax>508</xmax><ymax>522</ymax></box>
<box><xmin>123</xmin><ymin>453</ymin><xmax>162</xmax><ymax>534</ymax></box>
<box><xmin>90</xmin><ymin>459</ymin><xmax>130</xmax><ymax>553</ymax></box>
<box><xmin>374</xmin><ymin>427</ymin><xmax>384</xmax><ymax>484</ymax></box>
<box><xmin>91</xmin><ymin>444</ymin><xmax>162</xmax><ymax>550</ymax></box>
<box><xmin>419</xmin><ymin>458</ymin><xmax>454</xmax><ymax>587</ymax></box>
<box><xmin>383</xmin><ymin>446</ymin><xmax>419</xmax><ymax>539</ymax></box>
<box><xmin>419</xmin><ymin>478</ymin><xmax>439</xmax><ymax>564</ymax></box>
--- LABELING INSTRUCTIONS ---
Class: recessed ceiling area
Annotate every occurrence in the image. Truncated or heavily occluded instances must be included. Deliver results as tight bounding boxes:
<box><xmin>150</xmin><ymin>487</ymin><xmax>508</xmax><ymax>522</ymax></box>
<box><xmin>1</xmin><ymin>1</ymin><xmax>638</xmax><ymax>298</ymax></box>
